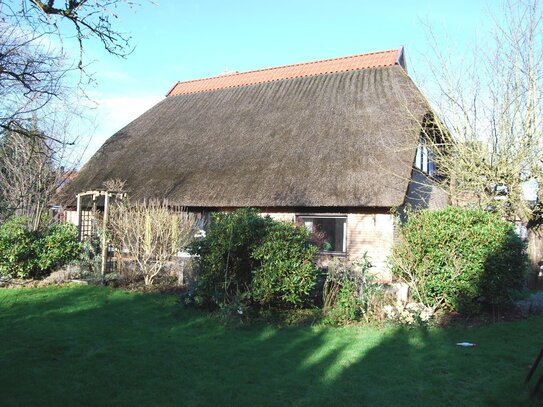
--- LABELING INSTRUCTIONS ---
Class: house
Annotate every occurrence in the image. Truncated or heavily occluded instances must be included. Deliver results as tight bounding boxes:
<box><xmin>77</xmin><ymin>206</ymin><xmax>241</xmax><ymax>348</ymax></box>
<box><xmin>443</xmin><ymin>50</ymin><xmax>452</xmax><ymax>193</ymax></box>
<box><xmin>61</xmin><ymin>48</ymin><xmax>448</xmax><ymax>280</ymax></box>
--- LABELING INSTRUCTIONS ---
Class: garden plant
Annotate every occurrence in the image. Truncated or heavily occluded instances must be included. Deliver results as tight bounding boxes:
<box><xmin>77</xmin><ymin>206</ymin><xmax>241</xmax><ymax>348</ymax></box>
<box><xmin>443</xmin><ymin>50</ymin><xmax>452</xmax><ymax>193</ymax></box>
<box><xmin>391</xmin><ymin>206</ymin><xmax>527</xmax><ymax>313</ymax></box>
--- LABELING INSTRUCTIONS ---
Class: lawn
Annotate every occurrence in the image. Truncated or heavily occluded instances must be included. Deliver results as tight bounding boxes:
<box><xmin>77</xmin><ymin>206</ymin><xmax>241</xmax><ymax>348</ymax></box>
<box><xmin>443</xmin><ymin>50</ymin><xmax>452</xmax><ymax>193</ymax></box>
<box><xmin>0</xmin><ymin>286</ymin><xmax>542</xmax><ymax>406</ymax></box>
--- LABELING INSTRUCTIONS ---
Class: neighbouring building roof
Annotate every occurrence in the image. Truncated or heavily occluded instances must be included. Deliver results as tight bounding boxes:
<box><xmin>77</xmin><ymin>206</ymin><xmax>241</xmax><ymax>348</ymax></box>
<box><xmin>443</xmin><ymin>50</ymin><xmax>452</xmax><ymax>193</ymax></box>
<box><xmin>61</xmin><ymin>48</ymin><xmax>431</xmax><ymax>208</ymax></box>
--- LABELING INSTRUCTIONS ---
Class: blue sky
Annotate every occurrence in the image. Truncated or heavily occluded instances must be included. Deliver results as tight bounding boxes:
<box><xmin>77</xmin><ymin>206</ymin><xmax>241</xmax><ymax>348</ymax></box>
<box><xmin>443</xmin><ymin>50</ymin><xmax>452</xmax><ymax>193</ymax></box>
<box><xmin>80</xmin><ymin>0</ymin><xmax>494</xmax><ymax>163</ymax></box>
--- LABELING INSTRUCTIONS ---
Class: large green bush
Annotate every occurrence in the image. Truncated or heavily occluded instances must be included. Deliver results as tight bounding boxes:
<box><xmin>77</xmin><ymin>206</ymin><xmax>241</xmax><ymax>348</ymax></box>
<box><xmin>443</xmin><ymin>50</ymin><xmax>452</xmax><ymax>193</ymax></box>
<box><xmin>251</xmin><ymin>221</ymin><xmax>318</xmax><ymax>307</ymax></box>
<box><xmin>188</xmin><ymin>208</ymin><xmax>272</xmax><ymax>307</ymax></box>
<box><xmin>391</xmin><ymin>207</ymin><xmax>527</xmax><ymax>313</ymax></box>
<box><xmin>188</xmin><ymin>208</ymin><xmax>319</xmax><ymax>309</ymax></box>
<box><xmin>0</xmin><ymin>216</ymin><xmax>82</xmax><ymax>279</ymax></box>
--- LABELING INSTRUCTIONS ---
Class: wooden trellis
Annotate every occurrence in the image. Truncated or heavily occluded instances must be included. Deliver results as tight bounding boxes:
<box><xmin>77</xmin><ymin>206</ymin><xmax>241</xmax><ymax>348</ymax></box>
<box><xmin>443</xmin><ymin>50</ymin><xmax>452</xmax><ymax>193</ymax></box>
<box><xmin>75</xmin><ymin>190</ymin><xmax>126</xmax><ymax>276</ymax></box>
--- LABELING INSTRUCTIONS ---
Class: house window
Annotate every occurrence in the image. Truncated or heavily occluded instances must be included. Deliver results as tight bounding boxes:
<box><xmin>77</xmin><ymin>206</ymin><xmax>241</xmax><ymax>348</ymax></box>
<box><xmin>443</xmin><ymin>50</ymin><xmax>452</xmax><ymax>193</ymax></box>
<box><xmin>415</xmin><ymin>142</ymin><xmax>435</xmax><ymax>176</ymax></box>
<box><xmin>297</xmin><ymin>215</ymin><xmax>347</xmax><ymax>254</ymax></box>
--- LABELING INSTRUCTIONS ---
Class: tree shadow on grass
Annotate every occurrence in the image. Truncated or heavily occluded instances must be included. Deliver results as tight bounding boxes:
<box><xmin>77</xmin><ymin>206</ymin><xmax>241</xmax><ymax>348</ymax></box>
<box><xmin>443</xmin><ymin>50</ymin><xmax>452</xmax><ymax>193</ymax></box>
<box><xmin>0</xmin><ymin>286</ymin><xmax>542</xmax><ymax>406</ymax></box>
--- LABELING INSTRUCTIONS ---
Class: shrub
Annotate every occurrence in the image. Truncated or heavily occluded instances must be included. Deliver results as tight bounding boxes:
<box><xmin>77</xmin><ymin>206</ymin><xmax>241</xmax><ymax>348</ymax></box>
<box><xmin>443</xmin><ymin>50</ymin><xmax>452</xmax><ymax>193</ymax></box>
<box><xmin>383</xmin><ymin>303</ymin><xmax>434</xmax><ymax>325</ymax></box>
<box><xmin>391</xmin><ymin>206</ymin><xmax>527</xmax><ymax>313</ymax></box>
<box><xmin>0</xmin><ymin>216</ymin><xmax>82</xmax><ymax>279</ymax></box>
<box><xmin>251</xmin><ymin>221</ymin><xmax>318</xmax><ymax>307</ymax></box>
<box><xmin>322</xmin><ymin>254</ymin><xmax>382</xmax><ymax>324</ymax></box>
<box><xmin>108</xmin><ymin>201</ymin><xmax>197</xmax><ymax>285</ymax></box>
<box><xmin>0</xmin><ymin>216</ymin><xmax>37</xmax><ymax>278</ymax></box>
<box><xmin>188</xmin><ymin>208</ymin><xmax>272</xmax><ymax>307</ymax></box>
<box><xmin>36</xmin><ymin>223</ymin><xmax>82</xmax><ymax>274</ymax></box>
<box><xmin>188</xmin><ymin>209</ymin><xmax>321</xmax><ymax>310</ymax></box>
<box><xmin>332</xmin><ymin>280</ymin><xmax>359</xmax><ymax>323</ymax></box>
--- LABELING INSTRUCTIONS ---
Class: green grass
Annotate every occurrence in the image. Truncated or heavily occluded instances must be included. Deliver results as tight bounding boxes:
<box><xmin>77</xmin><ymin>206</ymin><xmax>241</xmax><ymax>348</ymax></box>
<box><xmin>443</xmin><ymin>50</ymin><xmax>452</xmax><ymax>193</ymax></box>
<box><xmin>0</xmin><ymin>286</ymin><xmax>542</xmax><ymax>406</ymax></box>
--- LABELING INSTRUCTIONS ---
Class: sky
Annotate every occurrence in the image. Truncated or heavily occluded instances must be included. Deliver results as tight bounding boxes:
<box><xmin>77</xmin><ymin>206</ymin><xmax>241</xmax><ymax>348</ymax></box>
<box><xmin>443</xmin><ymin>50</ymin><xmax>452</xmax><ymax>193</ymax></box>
<box><xmin>77</xmin><ymin>0</ymin><xmax>496</xmax><ymax>164</ymax></box>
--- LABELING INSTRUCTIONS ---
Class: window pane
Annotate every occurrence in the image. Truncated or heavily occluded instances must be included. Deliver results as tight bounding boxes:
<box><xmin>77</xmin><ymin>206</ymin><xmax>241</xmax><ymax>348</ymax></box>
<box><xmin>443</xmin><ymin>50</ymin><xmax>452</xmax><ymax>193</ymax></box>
<box><xmin>422</xmin><ymin>145</ymin><xmax>428</xmax><ymax>173</ymax></box>
<box><xmin>299</xmin><ymin>216</ymin><xmax>346</xmax><ymax>253</ymax></box>
<box><xmin>415</xmin><ymin>144</ymin><xmax>422</xmax><ymax>169</ymax></box>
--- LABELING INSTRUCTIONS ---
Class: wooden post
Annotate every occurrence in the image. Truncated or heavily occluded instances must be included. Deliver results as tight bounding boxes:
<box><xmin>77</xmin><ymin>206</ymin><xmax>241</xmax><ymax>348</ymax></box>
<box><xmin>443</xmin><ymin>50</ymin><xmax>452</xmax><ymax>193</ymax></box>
<box><xmin>76</xmin><ymin>194</ymin><xmax>82</xmax><ymax>241</ymax></box>
<box><xmin>101</xmin><ymin>192</ymin><xmax>110</xmax><ymax>277</ymax></box>
<box><xmin>91</xmin><ymin>195</ymin><xmax>97</xmax><ymax>237</ymax></box>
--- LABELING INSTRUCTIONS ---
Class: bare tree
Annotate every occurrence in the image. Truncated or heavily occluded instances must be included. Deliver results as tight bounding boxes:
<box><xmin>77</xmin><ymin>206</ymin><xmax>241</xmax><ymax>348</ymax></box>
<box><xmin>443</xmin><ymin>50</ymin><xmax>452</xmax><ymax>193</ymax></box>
<box><xmin>419</xmin><ymin>0</ymin><xmax>543</xmax><ymax>228</ymax></box>
<box><xmin>0</xmin><ymin>22</ymin><xmax>70</xmax><ymax>139</ymax></box>
<box><xmin>0</xmin><ymin>121</ymin><xmax>78</xmax><ymax>230</ymax></box>
<box><xmin>108</xmin><ymin>201</ymin><xmax>197</xmax><ymax>285</ymax></box>
<box><xmin>21</xmin><ymin>0</ymin><xmax>136</xmax><ymax>61</ymax></box>
<box><xmin>0</xmin><ymin>0</ymin><xmax>145</xmax><ymax>138</ymax></box>
<box><xmin>103</xmin><ymin>178</ymin><xmax>127</xmax><ymax>192</ymax></box>
<box><xmin>0</xmin><ymin>0</ymin><xmax>148</xmax><ymax>227</ymax></box>
<box><xmin>2</xmin><ymin>0</ymin><xmax>140</xmax><ymax>67</ymax></box>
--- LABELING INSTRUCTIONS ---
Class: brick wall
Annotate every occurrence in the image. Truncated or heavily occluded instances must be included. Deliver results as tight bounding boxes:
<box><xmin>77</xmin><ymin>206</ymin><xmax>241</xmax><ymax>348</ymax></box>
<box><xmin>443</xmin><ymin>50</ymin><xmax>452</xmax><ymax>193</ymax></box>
<box><xmin>262</xmin><ymin>210</ymin><xmax>396</xmax><ymax>281</ymax></box>
<box><xmin>404</xmin><ymin>171</ymin><xmax>449</xmax><ymax>210</ymax></box>
<box><xmin>346</xmin><ymin>213</ymin><xmax>395</xmax><ymax>281</ymax></box>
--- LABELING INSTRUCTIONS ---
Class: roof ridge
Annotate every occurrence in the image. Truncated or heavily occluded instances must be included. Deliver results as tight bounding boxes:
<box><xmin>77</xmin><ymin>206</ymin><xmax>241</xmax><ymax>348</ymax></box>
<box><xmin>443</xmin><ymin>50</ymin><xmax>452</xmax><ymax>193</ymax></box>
<box><xmin>167</xmin><ymin>48</ymin><xmax>403</xmax><ymax>97</ymax></box>
<box><xmin>176</xmin><ymin>48</ymin><xmax>400</xmax><ymax>85</ymax></box>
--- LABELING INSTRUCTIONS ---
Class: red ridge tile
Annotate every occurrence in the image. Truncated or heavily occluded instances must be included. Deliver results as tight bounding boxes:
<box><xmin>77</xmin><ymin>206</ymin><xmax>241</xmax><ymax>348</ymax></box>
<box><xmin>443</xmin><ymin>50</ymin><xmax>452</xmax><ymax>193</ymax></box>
<box><xmin>167</xmin><ymin>48</ymin><xmax>402</xmax><ymax>97</ymax></box>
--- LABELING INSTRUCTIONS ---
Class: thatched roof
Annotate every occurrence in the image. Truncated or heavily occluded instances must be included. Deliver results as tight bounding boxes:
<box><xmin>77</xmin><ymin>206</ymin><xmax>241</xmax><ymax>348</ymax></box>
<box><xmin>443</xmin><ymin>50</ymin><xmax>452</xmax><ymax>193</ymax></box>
<box><xmin>62</xmin><ymin>49</ymin><xmax>430</xmax><ymax>208</ymax></box>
